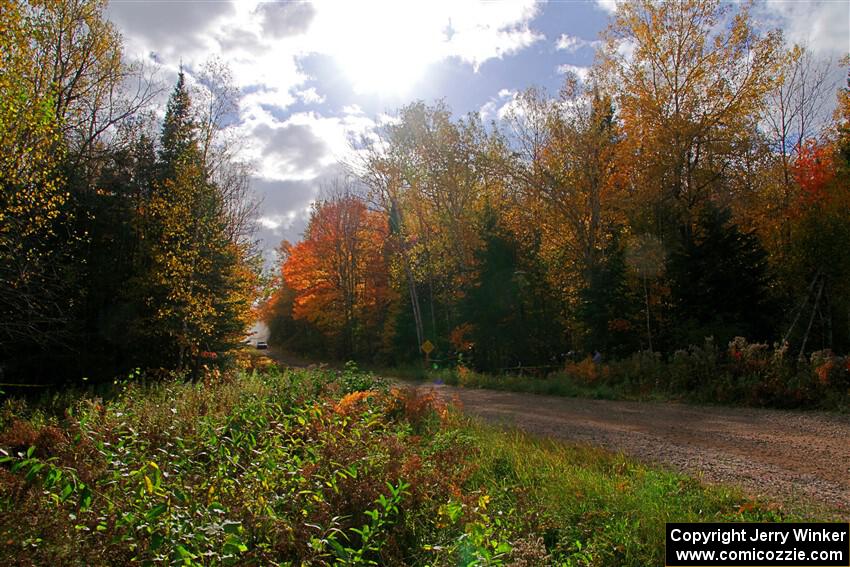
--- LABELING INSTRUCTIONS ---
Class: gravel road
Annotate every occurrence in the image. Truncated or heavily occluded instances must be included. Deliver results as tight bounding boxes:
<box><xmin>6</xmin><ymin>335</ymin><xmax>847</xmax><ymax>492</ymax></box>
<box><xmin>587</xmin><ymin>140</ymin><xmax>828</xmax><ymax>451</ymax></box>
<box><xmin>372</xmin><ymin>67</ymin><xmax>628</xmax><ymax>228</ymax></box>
<box><xmin>420</xmin><ymin>383</ymin><xmax>850</xmax><ymax>513</ymax></box>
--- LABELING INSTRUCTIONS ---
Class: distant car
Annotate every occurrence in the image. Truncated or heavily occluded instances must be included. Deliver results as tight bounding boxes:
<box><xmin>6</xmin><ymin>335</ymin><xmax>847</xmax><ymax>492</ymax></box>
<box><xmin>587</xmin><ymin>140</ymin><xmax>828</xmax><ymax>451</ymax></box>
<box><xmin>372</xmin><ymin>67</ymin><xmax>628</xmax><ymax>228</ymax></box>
<box><xmin>256</xmin><ymin>341</ymin><xmax>268</xmax><ymax>350</ymax></box>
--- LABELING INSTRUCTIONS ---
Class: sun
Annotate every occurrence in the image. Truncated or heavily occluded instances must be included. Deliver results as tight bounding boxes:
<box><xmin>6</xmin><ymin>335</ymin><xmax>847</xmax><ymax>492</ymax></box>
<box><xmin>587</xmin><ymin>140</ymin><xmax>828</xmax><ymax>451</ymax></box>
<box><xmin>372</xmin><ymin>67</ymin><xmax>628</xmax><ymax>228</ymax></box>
<box><xmin>334</xmin><ymin>35</ymin><xmax>433</xmax><ymax>96</ymax></box>
<box><xmin>312</xmin><ymin>1</ymin><xmax>449</xmax><ymax>96</ymax></box>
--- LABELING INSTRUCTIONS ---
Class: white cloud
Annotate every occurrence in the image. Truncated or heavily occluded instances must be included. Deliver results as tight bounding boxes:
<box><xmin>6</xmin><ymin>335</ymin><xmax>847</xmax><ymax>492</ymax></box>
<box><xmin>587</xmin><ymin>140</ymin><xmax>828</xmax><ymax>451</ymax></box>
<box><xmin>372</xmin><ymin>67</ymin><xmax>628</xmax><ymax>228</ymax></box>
<box><xmin>258</xmin><ymin>211</ymin><xmax>296</xmax><ymax>232</ymax></box>
<box><xmin>255</xmin><ymin>122</ymin><xmax>329</xmax><ymax>176</ymax></box>
<box><xmin>240</xmin><ymin>88</ymin><xmax>295</xmax><ymax>118</ymax></box>
<box><xmin>479</xmin><ymin>100</ymin><xmax>499</xmax><ymax>121</ymax></box>
<box><xmin>756</xmin><ymin>1</ymin><xmax>850</xmax><ymax>57</ymax></box>
<box><xmin>297</xmin><ymin>0</ymin><xmax>543</xmax><ymax>94</ymax></box>
<box><xmin>111</xmin><ymin>1</ymin><xmax>309</xmax><ymax>115</ymax></box>
<box><xmin>556</xmin><ymin>34</ymin><xmax>580</xmax><ymax>52</ymax></box>
<box><xmin>107</xmin><ymin>1</ymin><xmax>235</xmax><ymax>59</ymax></box>
<box><xmin>257</xmin><ymin>1</ymin><xmax>315</xmax><ymax>38</ymax></box>
<box><xmin>235</xmin><ymin>100</ymin><xmax>379</xmax><ymax>183</ymax></box>
<box><xmin>112</xmin><ymin>0</ymin><xmax>546</xmax><ymax>113</ymax></box>
<box><xmin>480</xmin><ymin>88</ymin><xmax>518</xmax><ymax>121</ymax></box>
<box><xmin>557</xmin><ymin>64</ymin><xmax>590</xmax><ymax>83</ymax></box>
<box><xmin>251</xmin><ymin>163</ymin><xmax>351</xmax><ymax>252</ymax></box>
<box><xmin>594</xmin><ymin>0</ymin><xmax>617</xmax><ymax>14</ymax></box>
<box><xmin>376</xmin><ymin>112</ymin><xmax>402</xmax><ymax>126</ymax></box>
<box><xmin>615</xmin><ymin>38</ymin><xmax>637</xmax><ymax>62</ymax></box>
<box><xmin>556</xmin><ymin>33</ymin><xmax>603</xmax><ymax>53</ymax></box>
<box><xmin>296</xmin><ymin>87</ymin><xmax>326</xmax><ymax>105</ymax></box>
<box><xmin>497</xmin><ymin>94</ymin><xmax>525</xmax><ymax>121</ymax></box>
<box><xmin>103</xmin><ymin>0</ymin><xmax>551</xmax><ymax>256</ymax></box>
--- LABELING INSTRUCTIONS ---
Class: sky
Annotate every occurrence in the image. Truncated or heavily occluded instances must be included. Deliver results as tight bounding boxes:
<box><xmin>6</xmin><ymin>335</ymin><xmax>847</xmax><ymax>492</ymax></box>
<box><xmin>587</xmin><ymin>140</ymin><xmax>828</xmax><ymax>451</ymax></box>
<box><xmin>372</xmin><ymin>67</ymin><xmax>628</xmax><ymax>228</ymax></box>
<box><xmin>105</xmin><ymin>0</ymin><xmax>850</xmax><ymax>263</ymax></box>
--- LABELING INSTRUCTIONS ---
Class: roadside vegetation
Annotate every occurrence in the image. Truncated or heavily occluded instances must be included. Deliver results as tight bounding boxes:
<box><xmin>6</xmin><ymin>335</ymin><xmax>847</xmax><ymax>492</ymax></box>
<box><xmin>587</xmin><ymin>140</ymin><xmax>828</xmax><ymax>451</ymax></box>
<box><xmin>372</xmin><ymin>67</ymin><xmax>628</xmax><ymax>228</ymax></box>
<box><xmin>0</xmin><ymin>364</ymin><xmax>815</xmax><ymax>566</ymax></box>
<box><xmin>387</xmin><ymin>336</ymin><xmax>850</xmax><ymax>411</ymax></box>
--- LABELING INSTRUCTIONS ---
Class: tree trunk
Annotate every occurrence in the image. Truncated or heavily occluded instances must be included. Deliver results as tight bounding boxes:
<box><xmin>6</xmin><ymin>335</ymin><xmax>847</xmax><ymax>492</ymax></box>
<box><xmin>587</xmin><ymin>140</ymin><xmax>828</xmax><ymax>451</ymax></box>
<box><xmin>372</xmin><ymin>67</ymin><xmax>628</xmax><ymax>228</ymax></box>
<box><xmin>799</xmin><ymin>277</ymin><xmax>824</xmax><ymax>360</ymax></box>
<box><xmin>402</xmin><ymin>252</ymin><xmax>424</xmax><ymax>351</ymax></box>
<box><xmin>643</xmin><ymin>274</ymin><xmax>653</xmax><ymax>353</ymax></box>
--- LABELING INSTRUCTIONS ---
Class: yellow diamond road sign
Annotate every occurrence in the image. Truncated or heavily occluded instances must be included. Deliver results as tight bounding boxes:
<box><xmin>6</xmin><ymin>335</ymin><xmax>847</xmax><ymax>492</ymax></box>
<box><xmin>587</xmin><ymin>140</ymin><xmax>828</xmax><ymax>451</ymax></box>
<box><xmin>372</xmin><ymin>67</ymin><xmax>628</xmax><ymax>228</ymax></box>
<box><xmin>421</xmin><ymin>340</ymin><xmax>434</xmax><ymax>355</ymax></box>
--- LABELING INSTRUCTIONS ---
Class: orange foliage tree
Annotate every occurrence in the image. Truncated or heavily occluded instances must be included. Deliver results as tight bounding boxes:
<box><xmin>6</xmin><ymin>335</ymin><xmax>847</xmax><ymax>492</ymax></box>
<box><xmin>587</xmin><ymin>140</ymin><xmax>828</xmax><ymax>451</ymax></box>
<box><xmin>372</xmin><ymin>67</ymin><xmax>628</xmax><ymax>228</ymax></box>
<box><xmin>791</xmin><ymin>140</ymin><xmax>836</xmax><ymax>208</ymax></box>
<box><xmin>282</xmin><ymin>193</ymin><xmax>390</xmax><ymax>358</ymax></box>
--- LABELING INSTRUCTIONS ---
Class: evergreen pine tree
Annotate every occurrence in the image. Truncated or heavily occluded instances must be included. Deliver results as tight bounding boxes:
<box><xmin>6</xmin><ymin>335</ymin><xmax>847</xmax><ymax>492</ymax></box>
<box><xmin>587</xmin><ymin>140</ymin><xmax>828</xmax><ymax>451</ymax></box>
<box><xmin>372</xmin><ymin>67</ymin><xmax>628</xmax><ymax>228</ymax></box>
<box><xmin>136</xmin><ymin>73</ymin><xmax>254</xmax><ymax>370</ymax></box>
<box><xmin>158</xmin><ymin>70</ymin><xmax>197</xmax><ymax>171</ymax></box>
<box><xmin>668</xmin><ymin>205</ymin><xmax>777</xmax><ymax>346</ymax></box>
<box><xmin>579</xmin><ymin>232</ymin><xmax>639</xmax><ymax>356</ymax></box>
<box><xmin>462</xmin><ymin>207</ymin><xmax>524</xmax><ymax>371</ymax></box>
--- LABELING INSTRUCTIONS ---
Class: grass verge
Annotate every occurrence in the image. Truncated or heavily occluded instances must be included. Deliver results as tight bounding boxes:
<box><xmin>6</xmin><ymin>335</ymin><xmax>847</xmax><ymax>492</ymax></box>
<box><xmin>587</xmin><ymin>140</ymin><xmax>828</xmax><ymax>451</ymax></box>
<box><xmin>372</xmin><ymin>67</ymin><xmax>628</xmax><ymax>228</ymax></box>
<box><xmin>378</xmin><ymin>363</ymin><xmax>640</xmax><ymax>402</ymax></box>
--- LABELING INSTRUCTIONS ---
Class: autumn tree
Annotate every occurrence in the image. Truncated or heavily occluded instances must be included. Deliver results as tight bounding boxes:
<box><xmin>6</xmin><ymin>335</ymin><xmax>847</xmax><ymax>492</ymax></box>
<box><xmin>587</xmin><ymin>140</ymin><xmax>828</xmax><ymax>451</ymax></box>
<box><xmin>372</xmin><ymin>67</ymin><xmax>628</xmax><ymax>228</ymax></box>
<box><xmin>580</xmin><ymin>233</ymin><xmax>639</xmax><ymax>357</ymax></box>
<box><xmin>67</xmin><ymin>122</ymin><xmax>159</xmax><ymax>375</ymax></box>
<box><xmin>0</xmin><ymin>0</ymin><xmax>169</xmax><ymax>381</ymax></box>
<box><xmin>598</xmin><ymin>0</ymin><xmax>782</xmax><ymax>239</ymax></box>
<box><xmin>457</xmin><ymin>204</ymin><xmax>565</xmax><ymax>370</ymax></box>
<box><xmin>458</xmin><ymin>206</ymin><xmax>524</xmax><ymax>371</ymax></box>
<box><xmin>386</xmin><ymin>103</ymin><xmax>491</xmax><ymax>339</ymax></box>
<box><xmin>281</xmin><ymin>191</ymin><xmax>390</xmax><ymax>359</ymax></box>
<box><xmin>135</xmin><ymin>72</ymin><xmax>257</xmax><ymax>370</ymax></box>
<box><xmin>263</xmin><ymin>269</ymin><xmax>326</xmax><ymax>356</ymax></box>
<box><xmin>355</xmin><ymin>101</ymin><xmax>501</xmax><ymax>357</ymax></box>
<box><xmin>387</xmin><ymin>102</ymin><xmax>489</xmax><ymax>272</ymax></box>
<box><xmin>0</xmin><ymin>1</ymin><xmax>260</xmax><ymax>383</ymax></box>
<box><xmin>500</xmin><ymin>82</ymin><xmax>625</xmax><ymax>348</ymax></box>
<box><xmin>746</xmin><ymin>45</ymin><xmax>837</xmax><ymax>264</ymax></box>
<box><xmin>193</xmin><ymin>58</ymin><xmax>259</xmax><ymax>245</ymax></box>
<box><xmin>512</xmin><ymin>85</ymin><xmax>621</xmax><ymax>273</ymax></box>
<box><xmin>668</xmin><ymin>205</ymin><xmax>777</xmax><ymax>347</ymax></box>
<box><xmin>838</xmin><ymin>62</ymin><xmax>850</xmax><ymax>166</ymax></box>
<box><xmin>355</xmin><ymin>125</ymin><xmax>426</xmax><ymax>352</ymax></box>
<box><xmin>0</xmin><ymin>0</ymin><xmax>70</xmax><ymax>354</ymax></box>
<box><xmin>624</xmin><ymin>234</ymin><xmax>666</xmax><ymax>352</ymax></box>
<box><xmin>782</xmin><ymin>70</ymin><xmax>850</xmax><ymax>353</ymax></box>
<box><xmin>26</xmin><ymin>0</ymin><xmax>157</xmax><ymax>158</ymax></box>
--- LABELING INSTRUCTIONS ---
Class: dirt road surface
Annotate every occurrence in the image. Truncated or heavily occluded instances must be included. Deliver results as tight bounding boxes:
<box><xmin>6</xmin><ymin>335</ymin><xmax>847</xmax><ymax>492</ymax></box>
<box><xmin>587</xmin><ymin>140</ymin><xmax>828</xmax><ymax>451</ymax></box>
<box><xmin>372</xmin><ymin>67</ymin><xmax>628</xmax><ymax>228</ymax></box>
<box><xmin>418</xmin><ymin>383</ymin><xmax>850</xmax><ymax>513</ymax></box>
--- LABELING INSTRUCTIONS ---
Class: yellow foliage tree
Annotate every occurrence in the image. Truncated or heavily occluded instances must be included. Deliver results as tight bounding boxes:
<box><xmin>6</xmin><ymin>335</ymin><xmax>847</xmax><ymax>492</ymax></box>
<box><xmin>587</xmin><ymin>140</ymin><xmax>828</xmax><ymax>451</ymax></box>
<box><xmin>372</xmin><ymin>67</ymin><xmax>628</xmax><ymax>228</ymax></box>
<box><xmin>0</xmin><ymin>0</ymin><xmax>69</xmax><ymax>344</ymax></box>
<box><xmin>597</xmin><ymin>0</ymin><xmax>783</xmax><ymax>239</ymax></box>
